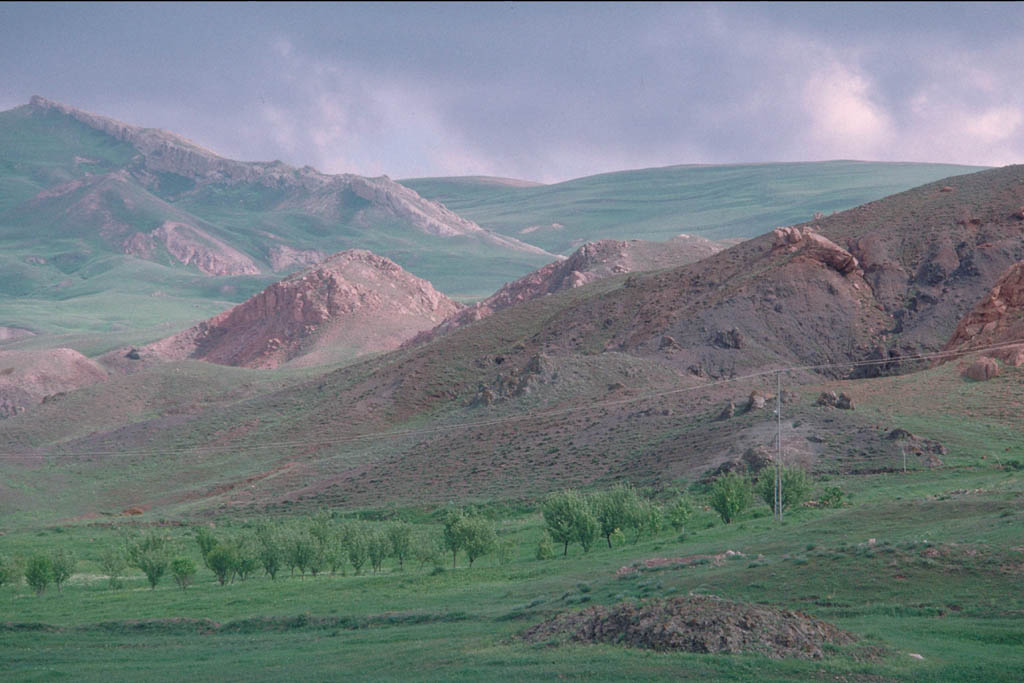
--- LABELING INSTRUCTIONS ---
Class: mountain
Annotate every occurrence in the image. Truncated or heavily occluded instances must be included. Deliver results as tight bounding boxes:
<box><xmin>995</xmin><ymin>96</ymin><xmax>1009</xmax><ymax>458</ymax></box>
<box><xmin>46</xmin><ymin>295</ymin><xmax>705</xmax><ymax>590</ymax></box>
<box><xmin>142</xmin><ymin>250</ymin><xmax>461</xmax><ymax>369</ymax></box>
<box><xmin>0</xmin><ymin>97</ymin><xmax>554</xmax><ymax>345</ymax></box>
<box><xmin>400</xmin><ymin>161</ymin><xmax>987</xmax><ymax>255</ymax></box>
<box><xmin>3</xmin><ymin>165</ymin><xmax>1023</xmax><ymax>522</ymax></box>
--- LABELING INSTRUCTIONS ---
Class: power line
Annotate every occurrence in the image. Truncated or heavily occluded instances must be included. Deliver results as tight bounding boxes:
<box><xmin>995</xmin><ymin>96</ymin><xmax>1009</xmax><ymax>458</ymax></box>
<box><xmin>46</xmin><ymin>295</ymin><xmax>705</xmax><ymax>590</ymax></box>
<box><xmin>1</xmin><ymin>336</ymin><xmax>1021</xmax><ymax>460</ymax></box>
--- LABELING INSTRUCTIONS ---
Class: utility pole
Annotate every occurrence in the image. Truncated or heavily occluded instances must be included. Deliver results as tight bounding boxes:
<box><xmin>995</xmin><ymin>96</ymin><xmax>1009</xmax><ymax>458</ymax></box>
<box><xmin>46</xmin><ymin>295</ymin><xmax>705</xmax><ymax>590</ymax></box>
<box><xmin>775</xmin><ymin>370</ymin><xmax>782</xmax><ymax>521</ymax></box>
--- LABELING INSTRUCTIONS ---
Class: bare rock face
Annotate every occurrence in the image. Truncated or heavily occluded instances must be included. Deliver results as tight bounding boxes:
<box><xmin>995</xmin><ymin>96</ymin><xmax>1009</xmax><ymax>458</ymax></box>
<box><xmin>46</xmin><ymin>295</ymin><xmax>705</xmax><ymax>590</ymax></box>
<box><xmin>267</xmin><ymin>245</ymin><xmax>327</xmax><ymax>272</ymax></box>
<box><xmin>772</xmin><ymin>226</ymin><xmax>860</xmax><ymax>275</ymax></box>
<box><xmin>153</xmin><ymin>221</ymin><xmax>260</xmax><ymax>276</ymax></box>
<box><xmin>148</xmin><ymin>250</ymin><xmax>461</xmax><ymax>368</ymax></box>
<box><xmin>963</xmin><ymin>357</ymin><xmax>1000</xmax><ymax>381</ymax></box>
<box><xmin>943</xmin><ymin>261</ymin><xmax>1024</xmax><ymax>366</ymax></box>
<box><xmin>0</xmin><ymin>348</ymin><xmax>108</xmax><ymax>417</ymax></box>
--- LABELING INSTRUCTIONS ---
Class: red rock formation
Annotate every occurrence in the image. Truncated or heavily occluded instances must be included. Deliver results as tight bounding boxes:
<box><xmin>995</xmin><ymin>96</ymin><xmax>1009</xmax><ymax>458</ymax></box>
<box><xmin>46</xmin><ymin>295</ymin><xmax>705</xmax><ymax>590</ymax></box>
<box><xmin>943</xmin><ymin>260</ymin><xmax>1024</xmax><ymax>366</ymax></box>
<box><xmin>148</xmin><ymin>250</ymin><xmax>461</xmax><ymax>368</ymax></box>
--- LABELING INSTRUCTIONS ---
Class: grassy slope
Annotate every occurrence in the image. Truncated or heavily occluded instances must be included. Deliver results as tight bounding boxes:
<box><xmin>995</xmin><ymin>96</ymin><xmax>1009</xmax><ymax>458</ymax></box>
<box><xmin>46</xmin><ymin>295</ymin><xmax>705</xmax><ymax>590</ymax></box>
<box><xmin>401</xmin><ymin>161</ymin><xmax>986</xmax><ymax>254</ymax></box>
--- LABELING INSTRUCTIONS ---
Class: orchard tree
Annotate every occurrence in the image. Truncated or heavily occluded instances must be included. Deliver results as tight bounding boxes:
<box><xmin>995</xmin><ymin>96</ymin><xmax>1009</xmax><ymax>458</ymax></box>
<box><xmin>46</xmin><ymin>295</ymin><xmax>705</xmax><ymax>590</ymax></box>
<box><xmin>171</xmin><ymin>556</ymin><xmax>196</xmax><ymax>590</ymax></box>
<box><xmin>542</xmin><ymin>490</ymin><xmax>597</xmax><ymax>556</ymax></box>
<box><xmin>387</xmin><ymin>521</ymin><xmax>412</xmax><ymax>570</ymax></box>
<box><xmin>25</xmin><ymin>554</ymin><xmax>52</xmax><ymax>596</ymax></box>
<box><xmin>592</xmin><ymin>484</ymin><xmax>641</xmax><ymax>548</ymax></box>
<box><xmin>128</xmin><ymin>532</ymin><xmax>173</xmax><ymax>589</ymax></box>
<box><xmin>50</xmin><ymin>548</ymin><xmax>76</xmax><ymax>593</ymax></box>
<box><xmin>206</xmin><ymin>543</ymin><xmax>238</xmax><ymax>586</ymax></box>
<box><xmin>709</xmin><ymin>472</ymin><xmax>753</xmax><ymax>524</ymax></box>
<box><xmin>756</xmin><ymin>465</ymin><xmax>810</xmax><ymax>514</ymax></box>
<box><xmin>100</xmin><ymin>546</ymin><xmax>126</xmax><ymax>589</ymax></box>
<box><xmin>461</xmin><ymin>516</ymin><xmax>497</xmax><ymax>567</ymax></box>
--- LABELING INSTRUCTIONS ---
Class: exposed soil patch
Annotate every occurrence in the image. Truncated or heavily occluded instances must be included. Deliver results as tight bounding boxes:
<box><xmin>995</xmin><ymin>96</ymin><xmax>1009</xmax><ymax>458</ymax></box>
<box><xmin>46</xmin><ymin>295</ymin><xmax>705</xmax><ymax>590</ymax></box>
<box><xmin>520</xmin><ymin>595</ymin><xmax>857</xmax><ymax>659</ymax></box>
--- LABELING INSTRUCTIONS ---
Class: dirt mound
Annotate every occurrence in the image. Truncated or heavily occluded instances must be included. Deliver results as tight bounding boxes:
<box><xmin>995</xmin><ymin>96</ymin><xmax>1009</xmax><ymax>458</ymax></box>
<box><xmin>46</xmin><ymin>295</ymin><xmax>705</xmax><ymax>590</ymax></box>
<box><xmin>520</xmin><ymin>595</ymin><xmax>856</xmax><ymax>659</ymax></box>
<box><xmin>147</xmin><ymin>250</ymin><xmax>461</xmax><ymax>368</ymax></box>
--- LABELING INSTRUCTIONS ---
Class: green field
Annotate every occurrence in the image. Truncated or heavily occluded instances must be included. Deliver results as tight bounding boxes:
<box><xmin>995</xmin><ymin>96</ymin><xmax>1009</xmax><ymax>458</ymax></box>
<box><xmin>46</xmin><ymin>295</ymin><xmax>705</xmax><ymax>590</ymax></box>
<box><xmin>1</xmin><ymin>460</ymin><xmax>1021</xmax><ymax>681</ymax></box>
<box><xmin>401</xmin><ymin>161</ymin><xmax>985</xmax><ymax>254</ymax></box>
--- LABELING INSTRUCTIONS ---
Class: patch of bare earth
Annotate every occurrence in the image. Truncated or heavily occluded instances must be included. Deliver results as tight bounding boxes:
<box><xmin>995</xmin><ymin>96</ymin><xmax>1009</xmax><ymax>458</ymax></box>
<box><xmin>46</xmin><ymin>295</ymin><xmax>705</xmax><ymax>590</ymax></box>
<box><xmin>520</xmin><ymin>595</ymin><xmax>857</xmax><ymax>659</ymax></box>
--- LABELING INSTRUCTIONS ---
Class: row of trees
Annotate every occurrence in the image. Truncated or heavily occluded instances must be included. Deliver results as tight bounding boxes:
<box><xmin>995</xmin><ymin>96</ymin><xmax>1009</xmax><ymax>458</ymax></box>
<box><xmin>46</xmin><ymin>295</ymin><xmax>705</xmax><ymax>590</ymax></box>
<box><xmin>541</xmin><ymin>484</ymin><xmax>694</xmax><ymax>556</ymax></box>
<box><xmin>1</xmin><ymin>471</ymin><xmax>838</xmax><ymax>594</ymax></box>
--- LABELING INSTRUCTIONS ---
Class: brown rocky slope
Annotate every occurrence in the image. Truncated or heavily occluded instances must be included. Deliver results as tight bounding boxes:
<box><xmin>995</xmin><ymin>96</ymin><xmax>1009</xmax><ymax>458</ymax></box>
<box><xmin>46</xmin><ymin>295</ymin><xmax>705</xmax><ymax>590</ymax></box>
<box><xmin>146</xmin><ymin>250</ymin><xmax>461</xmax><ymax>368</ymax></box>
<box><xmin>942</xmin><ymin>259</ymin><xmax>1024</xmax><ymax>366</ymax></box>
<box><xmin>413</xmin><ymin>234</ymin><xmax>724</xmax><ymax>342</ymax></box>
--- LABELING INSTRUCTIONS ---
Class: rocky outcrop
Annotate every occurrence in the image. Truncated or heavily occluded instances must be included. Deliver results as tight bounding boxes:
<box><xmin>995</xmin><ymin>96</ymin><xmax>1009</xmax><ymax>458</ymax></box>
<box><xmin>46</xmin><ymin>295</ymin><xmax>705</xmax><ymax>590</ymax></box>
<box><xmin>148</xmin><ymin>250</ymin><xmax>461</xmax><ymax>368</ymax></box>
<box><xmin>267</xmin><ymin>245</ymin><xmax>327</xmax><ymax>272</ymax></box>
<box><xmin>153</xmin><ymin>221</ymin><xmax>260</xmax><ymax>276</ymax></box>
<box><xmin>963</xmin><ymin>357</ymin><xmax>1000</xmax><ymax>381</ymax></box>
<box><xmin>942</xmin><ymin>261</ymin><xmax>1024</xmax><ymax>366</ymax></box>
<box><xmin>772</xmin><ymin>226</ymin><xmax>860</xmax><ymax>275</ymax></box>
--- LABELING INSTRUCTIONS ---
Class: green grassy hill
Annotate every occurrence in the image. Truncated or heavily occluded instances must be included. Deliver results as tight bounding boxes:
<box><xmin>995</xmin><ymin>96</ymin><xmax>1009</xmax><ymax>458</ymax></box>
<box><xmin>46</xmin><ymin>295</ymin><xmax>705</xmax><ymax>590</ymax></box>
<box><xmin>401</xmin><ymin>161</ymin><xmax>986</xmax><ymax>254</ymax></box>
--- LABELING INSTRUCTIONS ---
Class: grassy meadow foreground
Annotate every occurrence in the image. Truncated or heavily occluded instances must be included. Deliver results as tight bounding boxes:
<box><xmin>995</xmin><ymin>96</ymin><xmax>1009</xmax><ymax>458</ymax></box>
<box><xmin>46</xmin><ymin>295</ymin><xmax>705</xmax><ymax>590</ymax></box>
<box><xmin>2</xmin><ymin>407</ymin><xmax>1022</xmax><ymax>681</ymax></box>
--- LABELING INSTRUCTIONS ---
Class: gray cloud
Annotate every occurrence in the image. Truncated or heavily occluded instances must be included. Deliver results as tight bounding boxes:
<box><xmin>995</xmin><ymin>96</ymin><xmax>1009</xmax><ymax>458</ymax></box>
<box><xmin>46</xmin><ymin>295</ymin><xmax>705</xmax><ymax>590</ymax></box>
<box><xmin>1</xmin><ymin>2</ymin><xmax>1022</xmax><ymax>182</ymax></box>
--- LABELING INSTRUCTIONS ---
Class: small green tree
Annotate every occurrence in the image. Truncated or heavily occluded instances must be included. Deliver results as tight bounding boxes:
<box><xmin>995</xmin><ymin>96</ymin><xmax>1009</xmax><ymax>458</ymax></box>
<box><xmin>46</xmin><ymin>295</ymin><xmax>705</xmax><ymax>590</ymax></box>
<box><xmin>665</xmin><ymin>493</ymin><xmax>694</xmax><ymax>532</ymax></box>
<box><xmin>205</xmin><ymin>543</ymin><xmax>237</xmax><ymax>586</ymax></box>
<box><xmin>709</xmin><ymin>472</ymin><xmax>753</xmax><ymax>524</ymax></box>
<box><xmin>460</xmin><ymin>516</ymin><xmax>497</xmax><ymax>568</ymax></box>
<box><xmin>367</xmin><ymin>528</ymin><xmax>390</xmax><ymax>574</ymax></box>
<box><xmin>100</xmin><ymin>547</ymin><xmax>126</xmax><ymax>589</ymax></box>
<box><xmin>413</xmin><ymin>529</ymin><xmax>443</xmax><ymax>570</ymax></box>
<box><xmin>25</xmin><ymin>554</ymin><xmax>53</xmax><ymax>596</ymax></box>
<box><xmin>232</xmin><ymin>534</ymin><xmax>260</xmax><ymax>581</ymax></box>
<box><xmin>496</xmin><ymin>539</ymin><xmax>518</xmax><ymax>566</ymax></box>
<box><xmin>442</xmin><ymin>509</ymin><xmax>467</xmax><ymax>568</ymax></box>
<box><xmin>756</xmin><ymin>466</ymin><xmax>810</xmax><ymax>513</ymax></box>
<box><xmin>542</xmin><ymin>490</ymin><xmax>596</xmax><ymax>556</ymax></box>
<box><xmin>50</xmin><ymin>548</ymin><xmax>75</xmax><ymax>593</ymax></box>
<box><xmin>631</xmin><ymin>499</ymin><xmax>663</xmax><ymax>544</ymax></box>
<box><xmin>387</xmin><ymin>521</ymin><xmax>413</xmax><ymax>570</ymax></box>
<box><xmin>535</xmin><ymin>537</ymin><xmax>555</xmax><ymax>560</ymax></box>
<box><xmin>193</xmin><ymin>527</ymin><xmax>218</xmax><ymax>570</ymax></box>
<box><xmin>0</xmin><ymin>555</ymin><xmax>20</xmax><ymax>587</ymax></box>
<box><xmin>592</xmin><ymin>484</ymin><xmax>642</xmax><ymax>548</ymax></box>
<box><xmin>127</xmin><ymin>532</ymin><xmax>173</xmax><ymax>589</ymax></box>
<box><xmin>171</xmin><ymin>556</ymin><xmax>196</xmax><ymax>590</ymax></box>
<box><xmin>286</xmin><ymin>531</ymin><xmax>316</xmax><ymax>578</ymax></box>
<box><xmin>255</xmin><ymin>522</ymin><xmax>284</xmax><ymax>580</ymax></box>
<box><xmin>345</xmin><ymin>525</ymin><xmax>369</xmax><ymax>575</ymax></box>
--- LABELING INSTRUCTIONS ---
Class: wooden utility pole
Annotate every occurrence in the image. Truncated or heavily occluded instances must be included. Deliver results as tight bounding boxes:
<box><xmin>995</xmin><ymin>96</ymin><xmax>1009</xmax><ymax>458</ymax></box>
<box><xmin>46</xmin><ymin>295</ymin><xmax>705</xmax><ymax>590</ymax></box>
<box><xmin>775</xmin><ymin>370</ymin><xmax>783</xmax><ymax>521</ymax></box>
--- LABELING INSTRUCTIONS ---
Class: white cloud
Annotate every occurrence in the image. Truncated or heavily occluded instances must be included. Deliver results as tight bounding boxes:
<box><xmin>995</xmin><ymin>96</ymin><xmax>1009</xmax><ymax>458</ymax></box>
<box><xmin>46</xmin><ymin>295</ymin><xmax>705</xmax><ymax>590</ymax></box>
<box><xmin>802</xmin><ymin>62</ymin><xmax>893</xmax><ymax>159</ymax></box>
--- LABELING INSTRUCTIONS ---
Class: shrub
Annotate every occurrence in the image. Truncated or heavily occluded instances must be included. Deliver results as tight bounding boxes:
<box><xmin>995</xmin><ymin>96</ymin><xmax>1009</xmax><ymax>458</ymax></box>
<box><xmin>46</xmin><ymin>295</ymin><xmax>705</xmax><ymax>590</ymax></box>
<box><xmin>709</xmin><ymin>472</ymin><xmax>753</xmax><ymax>524</ymax></box>
<box><xmin>665</xmin><ymin>494</ymin><xmax>694</xmax><ymax>532</ymax></box>
<box><xmin>535</xmin><ymin>537</ymin><xmax>555</xmax><ymax>561</ymax></box>
<box><xmin>820</xmin><ymin>486</ymin><xmax>848</xmax><ymax>508</ymax></box>
<box><xmin>0</xmin><ymin>555</ymin><xmax>20</xmax><ymax>587</ymax></box>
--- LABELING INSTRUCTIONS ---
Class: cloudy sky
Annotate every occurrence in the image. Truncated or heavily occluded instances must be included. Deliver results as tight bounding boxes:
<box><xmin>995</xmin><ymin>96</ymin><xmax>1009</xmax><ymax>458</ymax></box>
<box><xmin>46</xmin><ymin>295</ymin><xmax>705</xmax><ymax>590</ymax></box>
<box><xmin>2</xmin><ymin>2</ymin><xmax>1022</xmax><ymax>183</ymax></box>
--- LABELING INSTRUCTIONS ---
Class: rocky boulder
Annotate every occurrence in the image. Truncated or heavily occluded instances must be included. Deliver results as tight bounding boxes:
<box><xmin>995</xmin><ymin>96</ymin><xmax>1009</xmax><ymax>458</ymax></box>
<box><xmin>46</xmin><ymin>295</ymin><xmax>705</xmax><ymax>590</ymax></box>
<box><xmin>943</xmin><ymin>260</ymin><xmax>1024</xmax><ymax>366</ymax></box>
<box><xmin>963</xmin><ymin>357</ymin><xmax>1000</xmax><ymax>381</ymax></box>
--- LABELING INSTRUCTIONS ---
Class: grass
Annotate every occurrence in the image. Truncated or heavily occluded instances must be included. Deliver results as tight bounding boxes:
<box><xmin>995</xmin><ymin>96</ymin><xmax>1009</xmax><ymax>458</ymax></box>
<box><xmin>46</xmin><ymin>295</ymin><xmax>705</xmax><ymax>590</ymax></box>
<box><xmin>0</xmin><ymin>462</ymin><xmax>1021</xmax><ymax>680</ymax></box>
